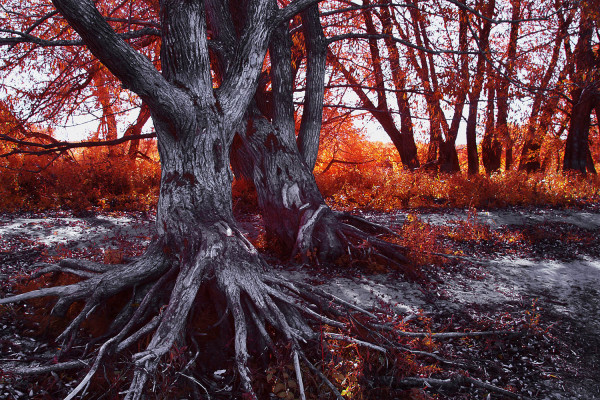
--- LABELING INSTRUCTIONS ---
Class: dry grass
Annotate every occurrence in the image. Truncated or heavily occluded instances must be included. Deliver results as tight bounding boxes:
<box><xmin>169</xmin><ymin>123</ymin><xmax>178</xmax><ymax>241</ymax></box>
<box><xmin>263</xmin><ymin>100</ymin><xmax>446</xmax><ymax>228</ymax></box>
<box><xmin>1</xmin><ymin>137</ymin><xmax>599</xmax><ymax>213</ymax></box>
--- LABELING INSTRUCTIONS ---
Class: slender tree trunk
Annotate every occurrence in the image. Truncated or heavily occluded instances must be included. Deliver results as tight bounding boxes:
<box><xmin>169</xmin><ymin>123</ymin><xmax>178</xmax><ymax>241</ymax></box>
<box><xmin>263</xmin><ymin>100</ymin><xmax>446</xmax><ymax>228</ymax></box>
<box><xmin>494</xmin><ymin>0</ymin><xmax>520</xmax><ymax>171</ymax></box>
<box><xmin>328</xmin><ymin>0</ymin><xmax>419</xmax><ymax>169</ymax></box>
<box><xmin>517</xmin><ymin>9</ymin><xmax>567</xmax><ymax>172</ymax></box>
<box><xmin>125</xmin><ymin>103</ymin><xmax>151</xmax><ymax>160</ymax></box>
<box><xmin>380</xmin><ymin>1</ymin><xmax>420</xmax><ymax>168</ymax></box>
<box><xmin>438</xmin><ymin>9</ymin><xmax>469</xmax><ymax>173</ymax></box>
<box><xmin>465</xmin><ymin>0</ymin><xmax>495</xmax><ymax>174</ymax></box>
<box><xmin>296</xmin><ymin>5</ymin><xmax>327</xmax><ymax>171</ymax></box>
<box><xmin>481</xmin><ymin>68</ymin><xmax>501</xmax><ymax>173</ymax></box>
<box><xmin>401</xmin><ymin>1</ymin><xmax>462</xmax><ymax>172</ymax></box>
<box><xmin>92</xmin><ymin>66</ymin><xmax>119</xmax><ymax>156</ymax></box>
<box><xmin>329</xmin><ymin>51</ymin><xmax>419</xmax><ymax>168</ymax></box>
<box><xmin>519</xmin><ymin>61</ymin><xmax>570</xmax><ymax>171</ymax></box>
<box><xmin>465</xmin><ymin>93</ymin><xmax>481</xmax><ymax>175</ymax></box>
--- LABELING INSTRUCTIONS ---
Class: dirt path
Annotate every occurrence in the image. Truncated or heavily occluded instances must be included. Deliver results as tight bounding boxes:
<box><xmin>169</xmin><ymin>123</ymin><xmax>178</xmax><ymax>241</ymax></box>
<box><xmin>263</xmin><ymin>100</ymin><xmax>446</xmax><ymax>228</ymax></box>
<box><xmin>0</xmin><ymin>207</ymin><xmax>599</xmax><ymax>398</ymax></box>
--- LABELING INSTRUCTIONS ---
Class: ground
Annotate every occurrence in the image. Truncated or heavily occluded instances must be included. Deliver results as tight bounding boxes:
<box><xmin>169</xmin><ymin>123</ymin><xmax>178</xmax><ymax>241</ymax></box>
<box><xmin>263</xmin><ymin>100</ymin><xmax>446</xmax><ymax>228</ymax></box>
<box><xmin>0</xmin><ymin>206</ymin><xmax>599</xmax><ymax>399</ymax></box>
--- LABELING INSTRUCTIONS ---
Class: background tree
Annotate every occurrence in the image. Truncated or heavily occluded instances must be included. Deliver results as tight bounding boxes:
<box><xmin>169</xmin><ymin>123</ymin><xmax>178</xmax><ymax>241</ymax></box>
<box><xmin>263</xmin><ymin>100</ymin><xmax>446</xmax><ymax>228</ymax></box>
<box><xmin>518</xmin><ymin>3</ymin><xmax>574</xmax><ymax>172</ymax></box>
<box><xmin>562</xmin><ymin>0</ymin><xmax>599</xmax><ymax>174</ymax></box>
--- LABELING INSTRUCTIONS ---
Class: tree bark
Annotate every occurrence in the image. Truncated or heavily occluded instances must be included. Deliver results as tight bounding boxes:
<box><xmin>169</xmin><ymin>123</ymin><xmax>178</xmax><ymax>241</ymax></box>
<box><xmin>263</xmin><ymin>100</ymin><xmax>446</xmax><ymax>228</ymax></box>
<box><xmin>296</xmin><ymin>5</ymin><xmax>327</xmax><ymax>171</ymax></box>
<box><xmin>562</xmin><ymin>2</ymin><xmax>598</xmax><ymax>174</ymax></box>
<box><xmin>465</xmin><ymin>0</ymin><xmax>495</xmax><ymax>175</ymax></box>
<box><xmin>10</xmin><ymin>1</ymin><xmax>337</xmax><ymax>398</ymax></box>
<box><xmin>563</xmin><ymin>85</ymin><xmax>598</xmax><ymax>173</ymax></box>
<box><xmin>518</xmin><ymin>5</ymin><xmax>571</xmax><ymax>172</ymax></box>
<box><xmin>481</xmin><ymin>67</ymin><xmax>501</xmax><ymax>174</ymax></box>
<box><xmin>232</xmin><ymin>113</ymin><xmax>346</xmax><ymax>261</ymax></box>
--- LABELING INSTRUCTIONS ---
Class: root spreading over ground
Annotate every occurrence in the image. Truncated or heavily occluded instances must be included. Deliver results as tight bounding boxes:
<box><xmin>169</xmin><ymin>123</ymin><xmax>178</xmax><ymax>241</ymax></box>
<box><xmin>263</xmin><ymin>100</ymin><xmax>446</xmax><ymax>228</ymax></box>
<box><xmin>0</xmin><ymin>233</ymin><xmax>530</xmax><ymax>399</ymax></box>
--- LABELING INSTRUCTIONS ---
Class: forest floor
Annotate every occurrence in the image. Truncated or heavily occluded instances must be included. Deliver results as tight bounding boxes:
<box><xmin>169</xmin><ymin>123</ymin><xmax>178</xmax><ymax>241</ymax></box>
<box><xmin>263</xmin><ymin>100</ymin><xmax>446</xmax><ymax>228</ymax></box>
<box><xmin>0</xmin><ymin>206</ymin><xmax>599</xmax><ymax>399</ymax></box>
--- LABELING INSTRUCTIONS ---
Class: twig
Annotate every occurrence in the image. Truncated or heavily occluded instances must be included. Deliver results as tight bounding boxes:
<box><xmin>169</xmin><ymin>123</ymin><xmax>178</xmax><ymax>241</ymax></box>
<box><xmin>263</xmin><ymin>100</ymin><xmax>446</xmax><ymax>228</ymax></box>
<box><xmin>324</xmin><ymin>332</ymin><xmax>387</xmax><ymax>353</ymax></box>
<box><xmin>297</xmin><ymin>352</ymin><xmax>344</xmax><ymax>400</ymax></box>
<box><xmin>293</xmin><ymin>351</ymin><xmax>307</xmax><ymax>400</ymax></box>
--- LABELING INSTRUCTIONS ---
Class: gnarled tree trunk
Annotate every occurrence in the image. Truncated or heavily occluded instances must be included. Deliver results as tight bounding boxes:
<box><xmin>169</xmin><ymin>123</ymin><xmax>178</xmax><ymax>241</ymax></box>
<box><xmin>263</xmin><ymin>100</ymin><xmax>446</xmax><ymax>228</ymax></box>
<box><xmin>231</xmin><ymin>11</ymin><xmax>410</xmax><ymax>269</ymax></box>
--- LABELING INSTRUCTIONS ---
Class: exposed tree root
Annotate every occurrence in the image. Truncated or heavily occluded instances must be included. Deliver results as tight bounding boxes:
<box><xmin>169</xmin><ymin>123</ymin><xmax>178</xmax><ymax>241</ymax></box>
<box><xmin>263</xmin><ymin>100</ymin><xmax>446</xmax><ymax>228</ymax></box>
<box><xmin>290</xmin><ymin>205</ymin><xmax>415</xmax><ymax>278</ymax></box>
<box><xmin>1</xmin><ymin>236</ymin><xmax>531</xmax><ymax>399</ymax></box>
<box><xmin>390</xmin><ymin>376</ymin><xmax>528</xmax><ymax>399</ymax></box>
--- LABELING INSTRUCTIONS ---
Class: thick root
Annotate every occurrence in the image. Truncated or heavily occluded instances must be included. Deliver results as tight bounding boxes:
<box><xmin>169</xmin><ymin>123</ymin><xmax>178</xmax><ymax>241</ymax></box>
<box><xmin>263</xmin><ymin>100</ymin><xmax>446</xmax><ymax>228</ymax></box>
<box><xmin>1</xmin><ymin>232</ymin><xmax>529</xmax><ymax>399</ymax></box>
<box><xmin>290</xmin><ymin>206</ymin><xmax>416</xmax><ymax>278</ymax></box>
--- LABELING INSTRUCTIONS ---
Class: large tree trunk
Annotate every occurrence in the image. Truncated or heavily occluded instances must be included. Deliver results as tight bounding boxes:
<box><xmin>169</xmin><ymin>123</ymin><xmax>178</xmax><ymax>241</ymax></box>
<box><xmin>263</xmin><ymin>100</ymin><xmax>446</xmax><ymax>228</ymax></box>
<box><xmin>232</xmin><ymin>9</ymin><xmax>410</xmax><ymax>268</ymax></box>
<box><xmin>233</xmin><ymin>113</ymin><xmax>344</xmax><ymax>260</ymax></box>
<box><xmin>232</xmin><ymin>110</ymin><xmax>411</xmax><ymax>271</ymax></box>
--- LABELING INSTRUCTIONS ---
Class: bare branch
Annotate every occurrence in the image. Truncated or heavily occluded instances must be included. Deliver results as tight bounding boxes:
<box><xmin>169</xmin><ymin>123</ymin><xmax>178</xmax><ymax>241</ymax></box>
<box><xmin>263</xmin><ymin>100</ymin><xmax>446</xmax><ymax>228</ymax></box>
<box><xmin>327</xmin><ymin>32</ymin><xmax>477</xmax><ymax>55</ymax></box>
<box><xmin>0</xmin><ymin>133</ymin><xmax>156</xmax><ymax>157</ymax></box>
<box><xmin>0</xmin><ymin>27</ymin><xmax>160</xmax><ymax>47</ymax></box>
<box><xmin>277</xmin><ymin>0</ymin><xmax>323</xmax><ymax>24</ymax></box>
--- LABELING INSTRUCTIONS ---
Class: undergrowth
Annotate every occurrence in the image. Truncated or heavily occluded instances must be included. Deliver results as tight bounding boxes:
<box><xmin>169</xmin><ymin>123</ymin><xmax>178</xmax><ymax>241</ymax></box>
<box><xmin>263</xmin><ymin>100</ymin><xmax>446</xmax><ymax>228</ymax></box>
<box><xmin>317</xmin><ymin>167</ymin><xmax>600</xmax><ymax>211</ymax></box>
<box><xmin>2</xmin><ymin>131</ymin><xmax>600</xmax><ymax>213</ymax></box>
<box><xmin>0</xmin><ymin>143</ymin><xmax>160</xmax><ymax>212</ymax></box>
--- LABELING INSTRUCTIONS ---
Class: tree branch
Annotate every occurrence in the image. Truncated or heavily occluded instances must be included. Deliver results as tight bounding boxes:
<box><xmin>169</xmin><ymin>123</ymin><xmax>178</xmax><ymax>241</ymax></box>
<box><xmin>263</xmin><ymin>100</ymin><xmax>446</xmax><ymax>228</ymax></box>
<box><xmin>277</xmin><ymin>0</ymin><xmax>323</xmax><ymax>24</ymax></box>
<box><xmin>0</xmin><ymin>133</ymin><xmax>156</xmax><ymax>157</ymax></box>
<box><xmin>0</xmin><ymin>27</ymin><xmax>160</xmax><ymax>47</ymax></box>
<box><xmin>297</xmin><ymin>4</ymin><xmax>327</xmax><ymax>170</ymax></box>
<box><xmin>327</xmin><ymin>32</ymin><xmax>478</xmax><ymax>55</ymax></box>
<box><xmin>49</xmin><ymin>0</ymin><xmax>192</xmax><ymax>133</ymax></box>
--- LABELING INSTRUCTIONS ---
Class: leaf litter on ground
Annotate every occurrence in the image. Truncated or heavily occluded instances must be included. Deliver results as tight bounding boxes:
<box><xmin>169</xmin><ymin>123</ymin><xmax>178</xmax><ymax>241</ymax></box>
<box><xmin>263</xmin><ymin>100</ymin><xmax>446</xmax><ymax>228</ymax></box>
<box><xmin>0</xmin><ymin>207</ymin><xmax>598</xmax><ymax>399</ymax></box>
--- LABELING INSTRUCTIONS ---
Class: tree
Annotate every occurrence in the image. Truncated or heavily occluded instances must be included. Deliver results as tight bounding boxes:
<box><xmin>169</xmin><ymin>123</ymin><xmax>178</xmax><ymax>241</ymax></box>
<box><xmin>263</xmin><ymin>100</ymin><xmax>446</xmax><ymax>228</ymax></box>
<box><xmin>1</xmin><ymin>1</ymin><xmax>574</xmax><ymax>398</ymax></box>
<box><xmin>323</xmin><ymin>0</ymin><xmax>421</xmax><ymax>170</ymax></box>
<box><xmin>401</xmin><ymin>0</ymin><xmax>468</xmax><ymax>173</ymax></box>
<box><xmin>1</xmin><ymin>1</ymin><xmax>380</xmax><ymax>398</ymax></box>
<box><xmin>493</xmin><ymin>0</ymin><xmax>520</xmax><ymax>171</ymax></box>
<box><xmin>465</xmin><ymin>0</ymin><xmax>496</xmax><ymax>175</ymax></box>
<box><xmin>230</xmin><ymin>3</ymin><xmax>410</xmax><ymax>266</ymax></box>
<box><xmin>562</xmin><ymin>0</ymin><xmax>599</xmax><ymax>174</ymax></box>
<box><xmin>518</xmin><ymin>4</ymin><xmax>574</xmax><ymax>172</ymax></box>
